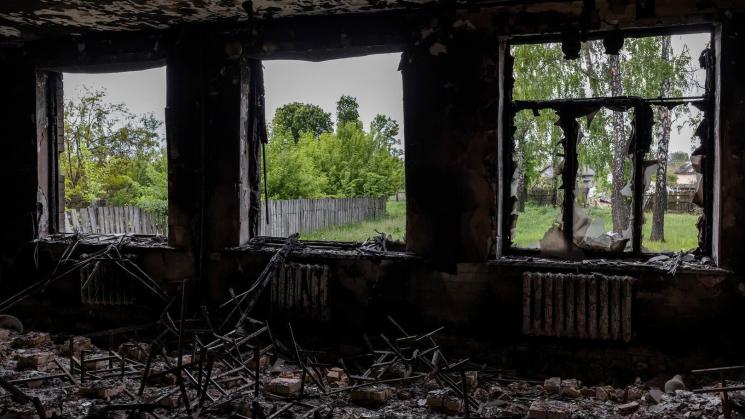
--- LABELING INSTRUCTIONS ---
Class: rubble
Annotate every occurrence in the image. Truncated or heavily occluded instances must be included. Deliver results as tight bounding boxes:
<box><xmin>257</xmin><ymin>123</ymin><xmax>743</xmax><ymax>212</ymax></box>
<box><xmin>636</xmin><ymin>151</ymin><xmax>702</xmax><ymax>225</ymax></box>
<box><xmin>665</xmin><ymin>374</ymin><xmax>686</xmax><ymax>393</ymax></box>
<box><xmin>0</xmin><ymin>237</ymin><xmax>739</xmax><ymax>418</ymax></box>
<box><xmin>0</xmin><ymin>325</ymin><xmax>740</xmax><ymax>418</ymax></box>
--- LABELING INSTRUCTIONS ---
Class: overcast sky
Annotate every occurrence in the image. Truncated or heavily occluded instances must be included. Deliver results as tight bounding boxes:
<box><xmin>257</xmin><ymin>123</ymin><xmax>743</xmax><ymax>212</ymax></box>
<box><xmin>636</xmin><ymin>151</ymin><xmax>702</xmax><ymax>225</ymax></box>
<box><xmin>64</xmin><ymin>33</ymin><xmax>708</xmax><ymax>155</ymax></box>
<box><xmin>64</xmin><ymin>52</ymin><xmax>405</xmax><ymax>142</ymax></box>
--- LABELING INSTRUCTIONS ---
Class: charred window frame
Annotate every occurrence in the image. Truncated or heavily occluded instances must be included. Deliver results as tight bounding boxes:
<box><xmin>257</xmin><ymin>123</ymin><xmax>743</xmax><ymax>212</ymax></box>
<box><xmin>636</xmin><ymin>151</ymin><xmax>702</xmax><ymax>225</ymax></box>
<box><xmin>35</xmin><ymin>71</ymin><xmax>65</xmax><ymax>237</ymax></box>
<box><xmin>36</xmin><ymin>60</ymin><xmax>169</xmax><ymax>239</ymax></box>
<box><xmin>499</xmin><ymin>26</ymin><xmax>717</xmax><ymax>259</ymax></box>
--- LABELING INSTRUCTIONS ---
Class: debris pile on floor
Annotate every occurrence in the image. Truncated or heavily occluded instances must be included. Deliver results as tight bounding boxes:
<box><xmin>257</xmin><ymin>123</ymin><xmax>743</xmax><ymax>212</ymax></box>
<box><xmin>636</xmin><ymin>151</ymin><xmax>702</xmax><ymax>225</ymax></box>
<box><xmin>0</xmin><ymin>235</ymin><xmax>740</xmax><ymax>418</ymax></box>
<box><xmin>0</xmin><ymin>323</ymin><xmax>741</xmax><ymax>418</ymax></box>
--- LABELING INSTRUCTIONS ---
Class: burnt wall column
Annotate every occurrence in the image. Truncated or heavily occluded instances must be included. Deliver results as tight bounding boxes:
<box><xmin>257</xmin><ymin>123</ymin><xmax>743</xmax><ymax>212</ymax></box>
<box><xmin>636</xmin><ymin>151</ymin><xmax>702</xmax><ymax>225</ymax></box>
<box><xmin>0</xmin><ymin>58</ymin><xmax>43</xmax><ymax>282</ymax></box>
<box><xmin>402</xmin><ymin>22</ymin><xmax>499</xmax><ymax>267</ymax></box>
<box><xmin>166</xmin><ymin>32</ymin><xmax>251</xmax><ymax>302</ymax></box>
<box><xmin>717</xmin><ymin>15</ymin><xmax>745</xmax><ymax>273</ymax></box>
<box><xmin>203</xmin><ymin>42</ymin><xmax>252</xmax><ymax>302</ymax></box>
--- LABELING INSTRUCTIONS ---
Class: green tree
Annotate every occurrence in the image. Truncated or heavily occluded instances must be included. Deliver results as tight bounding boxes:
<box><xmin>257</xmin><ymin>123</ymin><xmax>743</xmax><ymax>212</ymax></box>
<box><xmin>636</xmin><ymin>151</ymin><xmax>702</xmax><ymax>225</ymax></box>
<box><xmin>336</xmin><ymin>95</ymin><xmax>361</xmax><ymax>129</ymax></box>
<box><xmin>271</xmin><ymin>102</ymin><xmax>333</xmax><ymax>142</ymax></box>
<box><xmin>370</xmin><ymin>114</ymin><xmax>402</xmax><ymax>157</ymax></box>
<box><xmin>61</xmin><ymin>87</ymin><xmax>166</xmax><ymax>213</ymax></box>
<box><xmin>264</xmin><ymin>108</ymin><xmax>404</xmax><ymax>200</ymax></box>
<box><xmin>264</xmin><ymin>134</ymin><xmax>326</xmax><ymax>199</ymax></box>
<box><xmin>511</xmin><ymin>36</ymin><xmax>697</xmax><ymax>238</ymax></box>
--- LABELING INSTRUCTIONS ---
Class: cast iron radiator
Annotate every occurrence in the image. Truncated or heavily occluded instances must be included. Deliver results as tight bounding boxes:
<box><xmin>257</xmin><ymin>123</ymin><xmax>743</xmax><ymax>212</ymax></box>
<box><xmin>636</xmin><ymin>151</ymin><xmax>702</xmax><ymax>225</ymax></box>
<box><xmin>522</xmin><ymin>272</ymin><xmax>635</xmax><ymax>342</ymax></box>
<box><xmin>80</xmin><ymin>261</ymin><xmax>136</xmax><ymax>305</ymax></box>
<box><xmin>270</xmin><ymin>263</ymin><xmax>329</xmax><ymax>321</ymax></box>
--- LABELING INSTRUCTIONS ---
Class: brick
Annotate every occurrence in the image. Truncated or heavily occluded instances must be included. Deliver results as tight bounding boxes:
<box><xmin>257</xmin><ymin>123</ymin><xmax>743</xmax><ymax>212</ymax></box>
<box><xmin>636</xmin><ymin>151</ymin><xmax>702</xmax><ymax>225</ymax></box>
<box><xmin>527</xmin><ymin>400</ymin><xmax>572</xmax><ymax>419</ymax></box>
<box><xmin>12</xmin><ymin>332</ymin><xmax>51</xmax><ymax>349</ymax></box>
<box><xmin>560</xmin><ymin>379</ymin><xmax>581</xmax><ymax>398</ymax></box>
<box><xmin>265</xmin><ymin>377</ymin><xmax>302</xmax><ymax>396</ymax></box>
<box><xmin>543</xmin><ymin>377</ymin><xmax>561</xmax><ymax>393</ymax></box>
<box><xmin>617</xmin><ymin>401</ymin><xmax>640</xmax><ymax>415</ymax></box>
<box><xmin>350</xmin><ymin>385</ymin><xmax>393</xmax><ymax>406</ymax></box>
<box><xmin>81</xmin><ymin>382</ymin><xmax>126</xmax><ymax>400</ymax></box>
<box><xmin>246</xmin><ymin>355</ymin><xmax>271</xmax><ymax>370</ymax></box>
<box><xmin>646</xmin><ymin>388</ymin><xmax>663</xmax><ymax>404</ymax></box>
<box><xmin>15</xmin><ymin>351</ymin><xmax>54</xmax><ymax>371</ymax></box>
<box><xmin>58</xmin><ymin>336</ymin><xmax>92</xmax><ymax>356</ymax></box>
<box><xmin>326</xmin><ymin>367</ymin><xmax>348</xmax><ymax>385</ymax></box>
<box><xmin>118</xmin><ymin>343</ymin><xmax>149</xmax><ymax>362</ymax></box>
<box><xmin>465</xmin><ymin>371</ymin><xmax>478</xmax><ymax>391</ymax></box>
<box><xmin>426</xmin><ymin>389</ymin><xmax>463</xmax><ymax>415</ymax></box>
<box><xmin>82</xmin><ymin>358</ymin><xmax>109</xmax><ymax>371</ymax></box>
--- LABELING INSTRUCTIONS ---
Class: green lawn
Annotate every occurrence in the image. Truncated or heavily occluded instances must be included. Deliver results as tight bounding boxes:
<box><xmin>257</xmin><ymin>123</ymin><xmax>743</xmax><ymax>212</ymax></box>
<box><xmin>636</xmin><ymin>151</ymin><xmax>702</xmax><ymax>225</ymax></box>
<box><xmin>301</xmin><ymin>201</ymin><xmax>698</xmax><ymax>253</ymax></box>
<box><xmin>512</xmin><ymin>203</ymin><xmax>699</xmax><ymax>253</ymax></box>
<box><xmin>301</xmin><ymin>200</ymin><xmax>406</xmax><ymax>242</ymax></box>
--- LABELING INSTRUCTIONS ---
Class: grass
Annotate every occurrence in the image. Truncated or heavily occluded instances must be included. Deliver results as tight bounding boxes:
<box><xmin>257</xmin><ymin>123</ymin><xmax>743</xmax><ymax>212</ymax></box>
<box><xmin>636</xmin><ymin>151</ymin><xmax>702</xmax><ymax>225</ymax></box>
<box><xmin>301</xmin><ymin>200</ymin><xmax>406</xmax><ymax>242</ymax></box>
<box><xmin>301</xmin><ymin>200</ymin><xmax>698</xmax><ymax>253</ymax></box>
<box><xmin>512</xmin><ymin>203</ymin><xmax>700</xmax><ymax>253</ymax></box>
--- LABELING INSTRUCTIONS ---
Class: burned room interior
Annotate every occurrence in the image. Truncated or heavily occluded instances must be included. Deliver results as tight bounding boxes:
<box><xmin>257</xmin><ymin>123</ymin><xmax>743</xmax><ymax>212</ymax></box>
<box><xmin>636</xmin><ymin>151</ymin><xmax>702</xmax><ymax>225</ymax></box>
<box><xmin>0</xmin><ymin>0</ymin><xmax>744</xmax><ymax>417</ymax></box>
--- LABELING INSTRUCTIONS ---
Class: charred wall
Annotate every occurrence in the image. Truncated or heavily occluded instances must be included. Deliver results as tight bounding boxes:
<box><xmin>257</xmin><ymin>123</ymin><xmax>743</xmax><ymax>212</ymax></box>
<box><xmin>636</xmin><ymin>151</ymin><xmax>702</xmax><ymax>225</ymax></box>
<box><xmin>1</xmin><ymin>0</ymin><xmax>745</xmax><ymax>378</ymax></box>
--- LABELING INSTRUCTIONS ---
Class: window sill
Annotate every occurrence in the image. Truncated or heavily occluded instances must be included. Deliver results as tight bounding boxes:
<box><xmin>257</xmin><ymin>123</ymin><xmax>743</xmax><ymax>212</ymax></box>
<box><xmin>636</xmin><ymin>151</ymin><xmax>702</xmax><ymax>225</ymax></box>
<box><xmin>489</xmin><ymin>254</ymin><xmax>730</xmax><ymax>276</ymax></box>
<box><xmin>36</xmin><ymin>233</ymin><xmax>174</xmax><ymax>250</ymax></box>
<box><xmin>228</xmin><ymin>236</ymin><xmax>419</xmax><ymax>261</ymax></box>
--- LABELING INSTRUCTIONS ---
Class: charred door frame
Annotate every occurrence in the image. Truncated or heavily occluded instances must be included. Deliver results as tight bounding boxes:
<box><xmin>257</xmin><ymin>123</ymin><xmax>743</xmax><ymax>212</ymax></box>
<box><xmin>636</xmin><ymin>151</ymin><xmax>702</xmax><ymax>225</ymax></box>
<box><xmin>499</xmin><ymin>25</ymin><xmax>717</xmax><ymax>259</ymax></box>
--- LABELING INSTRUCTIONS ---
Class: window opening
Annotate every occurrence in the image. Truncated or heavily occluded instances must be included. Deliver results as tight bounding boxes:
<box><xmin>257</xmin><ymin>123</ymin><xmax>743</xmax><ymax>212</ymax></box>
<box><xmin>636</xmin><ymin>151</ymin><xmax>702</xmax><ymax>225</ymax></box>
<box><xmin>60</xmin><ymin>67</ymin><xmax>167</xmax><ymax>236</ymax></box>
<box><xmin>260</xmin><ymin>53</ymin><xmax>405</xmax><ymax>244</ymax></box>
<box><xmin>505</xmin><ymin>31</ymin><xmax>713</xmax><ymax>258</ymax></box>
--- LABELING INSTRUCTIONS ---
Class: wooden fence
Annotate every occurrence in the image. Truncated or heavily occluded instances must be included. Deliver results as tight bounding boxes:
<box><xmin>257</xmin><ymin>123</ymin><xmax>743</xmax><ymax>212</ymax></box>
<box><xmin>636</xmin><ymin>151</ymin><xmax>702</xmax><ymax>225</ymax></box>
<box><xmin>643</xmin><ymin>191</ymin><xmax>700</xmax><ymax>213</ymax></box>
<box><xmin>527</xmin><ymin>188</ymin><xmax>700</xmax><ymax>214</ymax></box>
<box><xmin>64</xmin><ymin>206</ymin><xmax>164</xmax><ymax>235</ymax></box>
<box><xmin>258</xmin><ymin>197</ymin><xmax>387</xmax><ymax>237</ymax></box>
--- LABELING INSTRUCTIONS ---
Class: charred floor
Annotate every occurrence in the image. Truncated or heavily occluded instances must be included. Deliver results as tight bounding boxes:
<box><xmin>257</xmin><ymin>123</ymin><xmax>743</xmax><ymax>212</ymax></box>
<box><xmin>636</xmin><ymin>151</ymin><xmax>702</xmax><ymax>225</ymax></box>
<box><xmin>2</xmin><ymin>0</ymin><xmax>745</xmax><ymax>418</ymax></box>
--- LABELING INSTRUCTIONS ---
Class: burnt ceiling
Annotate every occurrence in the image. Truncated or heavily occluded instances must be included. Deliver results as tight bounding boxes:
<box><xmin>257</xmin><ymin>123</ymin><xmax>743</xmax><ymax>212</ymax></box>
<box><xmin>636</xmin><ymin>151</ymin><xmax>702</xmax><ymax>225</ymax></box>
<box><xmin>0</xmin><ymin>0</ymin><xmax>437</xmax><ymax>41</ymax></box>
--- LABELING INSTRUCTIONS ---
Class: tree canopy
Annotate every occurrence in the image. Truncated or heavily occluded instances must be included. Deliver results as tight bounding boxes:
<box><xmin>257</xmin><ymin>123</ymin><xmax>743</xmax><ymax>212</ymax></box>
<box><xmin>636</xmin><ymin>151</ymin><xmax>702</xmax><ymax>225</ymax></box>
<box><xmin>264</xmin><ymin>95</ymin><xmax>404</xmax><ymax>200</ymax></box>
<box><xmin>511</xmin><ymin>36</ymin><xmax>698</xmax><ymax>206</ymax></box>
<box><xmin>62</xmin><ymin>87</ymin><xmax>167</xmax><ymax>219</ymax></box>
<box><xmin>271</xmin><ymin>102</ymin><xmax>333</xmax><ymax>142</ymax></box>
<box><xmin>336</xmin><ymin>95</ymin><xmax>362</xmax><ymax>129</ymax></box>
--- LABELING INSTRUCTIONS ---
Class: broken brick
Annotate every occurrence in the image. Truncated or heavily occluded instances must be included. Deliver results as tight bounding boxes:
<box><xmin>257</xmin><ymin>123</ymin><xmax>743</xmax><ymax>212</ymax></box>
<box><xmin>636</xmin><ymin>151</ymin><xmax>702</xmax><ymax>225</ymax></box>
<box><xmin>326</xmin><ymin>367</ymin><xmax>348</xmax><ymax>385</ymax></box>
<box><xmin>426</xmin><ymin>389</ymin><xmax>464</xmax><ymax>415</ymax></box>
<box><xmin>11</xmin><ymin>332</ymin><xmax>51</xmax><ymax>349</ymax></box>
<box><xmin>265</xmin><ymin>377</ymin><xmax>302</xmax><ymax>396</ymax></box>
<box><xmin>350</xmin><ymin>385</ymin><xmax>393</xmax><ymax>406</ymax></box>
<box><xmin>58</xmin><ymin>336</ymin><xmax>92</xmax><ymax>356</ymax></box>
<box><xmin>15</xmin><ymin>351</ymin><xmax>54</xmax><ymax>371</ymax></box>
<box><xmin>543</xmin><ymin>377</ymin><xmax>561</xmax><ymax>393</ymax></box>
<box><xmin>527</xmin><ymin>400</ymin><xmax>572</xmax><ymax>419</ymax></box>
<box><xmin>617</xmin><ymin>401</ymin><xmax>640</xmax><ymax>415</ymax></box>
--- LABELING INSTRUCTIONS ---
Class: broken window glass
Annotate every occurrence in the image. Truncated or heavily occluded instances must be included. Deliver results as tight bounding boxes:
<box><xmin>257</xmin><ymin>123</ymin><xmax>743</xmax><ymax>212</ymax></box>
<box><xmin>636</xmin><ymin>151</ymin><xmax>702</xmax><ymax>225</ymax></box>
<box><xmin>572</xmin><ymin>108</ymin><xmax>635</xmax><ymax>253</ymax></box>
<box><xmin>507</xmin><ymin>30</ymin><xmax>713</xmax><ymax>258</ymax></box>
<box><xmin>510</xmin><ymin>109</ymin><xmax>563</xmax><ymax>249</ymax></box>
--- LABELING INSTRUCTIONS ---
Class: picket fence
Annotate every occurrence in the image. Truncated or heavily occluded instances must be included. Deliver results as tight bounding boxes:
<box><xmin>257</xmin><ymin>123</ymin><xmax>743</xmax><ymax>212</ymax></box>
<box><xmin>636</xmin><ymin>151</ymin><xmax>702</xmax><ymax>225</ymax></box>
<box><xmin>64</xmin><ymin>206</ymin><xmax>164</xmax><ymax>235</ymax></box>
<box><xmin>258</xmin><ymin>197</ymin><xmax>387</xmax><ymax>237</ymax></box>
<box><xmin>64</xmin><ymin>197</ymin><xmax>387</xmax><ymax>237</ymax></box>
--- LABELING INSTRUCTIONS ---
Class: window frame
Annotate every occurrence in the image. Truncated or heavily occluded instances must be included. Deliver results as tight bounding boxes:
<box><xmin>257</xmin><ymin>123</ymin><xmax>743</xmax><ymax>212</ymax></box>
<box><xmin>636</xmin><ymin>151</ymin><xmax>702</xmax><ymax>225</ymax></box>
<box><xmin>40</xmin><ymin>61</ymin><xmax>169</xmax><ymax>237</ymax></box>
<box><xmin>498</xmin><ymin>26</ymin><xmax>717</xmax><ymax>259</ymax></box>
